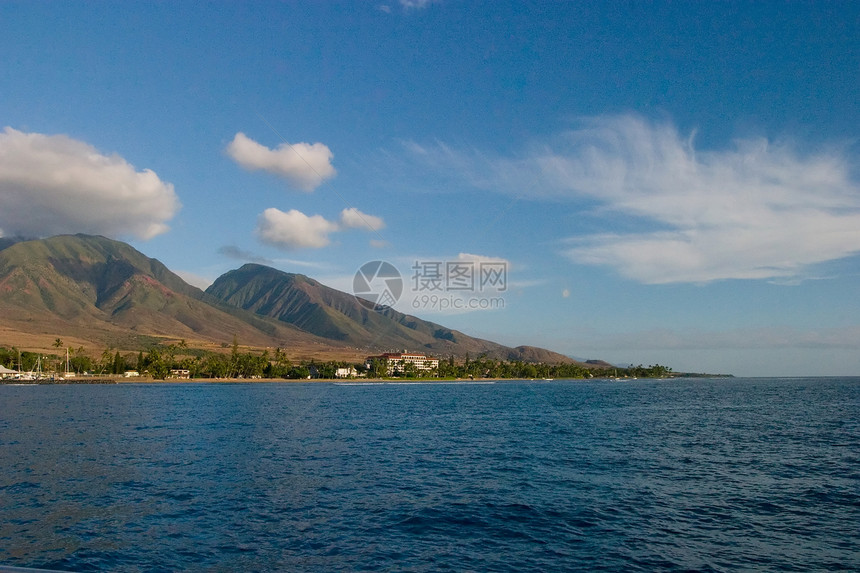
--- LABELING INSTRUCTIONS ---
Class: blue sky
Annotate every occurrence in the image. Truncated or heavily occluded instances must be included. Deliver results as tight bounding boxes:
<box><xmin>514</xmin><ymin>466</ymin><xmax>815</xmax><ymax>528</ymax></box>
<box><xmin>1</xmin><ymin>1</ymin><xmax>858</xmax><ymax>376</ymax></box>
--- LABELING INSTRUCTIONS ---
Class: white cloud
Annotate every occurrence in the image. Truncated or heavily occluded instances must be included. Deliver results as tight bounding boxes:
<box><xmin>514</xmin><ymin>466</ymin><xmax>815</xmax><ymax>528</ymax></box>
<box><xmin>256</xmin><ymin>207</ymin><xmax>385</xmax><ymax>250</ymax></box>
<box><xmin>226</xmin><ymin>132</ymin><xmax>336</xmax><ymax>191</ymax></box>
<box><xmin>455</xmin><ymin>252</ymin><xmax>509</xmax><ymax>265</ymax></box>
<box><xmin>256</xmin><ymin>208</ymin><xmax>339</xmax><ymax>249</ymax></box>
<box><xmin>399</xmin><ymin>0</ymin><xmax>438</xmax><ymax>8</ymax></box>
<box><xmin>393</xmin><ymin>252</ymin><xmax>512</xmax><ymax>274</ymax></box>
<box><xmin>339</xmin><ymin>207</ymin><xmax>385</xmax><ymax>231</ymax></box>
<box><xmin>402</xmin><ymin>115</ymin><xmax>860</xmax><ymax>284</ymax></box>
<box><xmin>272</xmin><ymin>258</ymin><xmax>333</xmax><ymax>270</ymax></box>
<box><xmin>0</xmin><ymin>127</ymin><xmax>179</xmax><ymax>240</ymax></box>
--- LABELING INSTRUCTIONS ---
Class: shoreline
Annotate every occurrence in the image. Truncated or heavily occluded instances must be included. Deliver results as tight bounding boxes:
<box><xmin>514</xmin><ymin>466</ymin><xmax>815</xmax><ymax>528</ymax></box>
<box><xmin>2</xmin><ymin>375</ymin><xmax>696</xmax><ymax>385</ymax></box>
<box><xmin>1</xmin><ymin>373</ymin><xmax>739</xmax><ymax>385</ymax></box>
<box><xmin>3</xmin><ymin>376</ymin><xmax>572</xmax><ymax>385</ymax></box>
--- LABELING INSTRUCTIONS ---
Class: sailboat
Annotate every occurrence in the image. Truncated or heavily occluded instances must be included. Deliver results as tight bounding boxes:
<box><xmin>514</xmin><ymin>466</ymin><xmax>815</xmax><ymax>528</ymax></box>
<box><xmin>63</xmin><ymin>348</ymin><xmax>75</xmax><ymax>378</ymax></box>
<box><xmin>20</xmin><ymin>356</ymin><xmax>43</xmax><ymax>381</ymax></box>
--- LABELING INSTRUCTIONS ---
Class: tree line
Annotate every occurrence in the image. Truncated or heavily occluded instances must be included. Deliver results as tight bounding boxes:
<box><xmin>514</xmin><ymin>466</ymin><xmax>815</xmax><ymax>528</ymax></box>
<box><xmin>0</xmin><ymin>342</ymin><xmax>348</xmax><ymax>380</ymax></box>
<box><xmin>1</xmin><ymin>343</ymin><xmax>673</xmax><ymax>381</ymax></box>
<box><xmin>421</xmin><ymin>355</ymin><xmax>672</xmax><ymax>380</ymax></box>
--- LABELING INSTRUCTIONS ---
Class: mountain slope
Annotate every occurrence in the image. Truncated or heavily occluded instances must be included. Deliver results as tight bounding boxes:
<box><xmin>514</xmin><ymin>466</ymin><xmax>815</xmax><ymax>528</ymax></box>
<box><xmin>0</xmin><ymin>235</ymin><xmax>578</xmax><ymax>364</ymax></box>
<box><xmin>206</xmin><ymin>263</ymin><xmax>576</xmax><ymax>362</ymax></box>
<box><xmin>0</xmin><ymin>235</ymin><xmax>344</xmax><ymax>351</ymax></box>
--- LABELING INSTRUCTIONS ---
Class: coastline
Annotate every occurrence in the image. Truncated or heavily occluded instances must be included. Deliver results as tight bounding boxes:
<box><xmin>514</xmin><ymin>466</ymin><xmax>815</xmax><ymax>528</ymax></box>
<box><xmin>3</xmin><ymin>375</ymin><xmax>680</xmax><ymax>385</ymax></box>
<box><xmin>3</xmin><ymin>376</ymin><xmax>569</xmax><ymax>385</ymax></box>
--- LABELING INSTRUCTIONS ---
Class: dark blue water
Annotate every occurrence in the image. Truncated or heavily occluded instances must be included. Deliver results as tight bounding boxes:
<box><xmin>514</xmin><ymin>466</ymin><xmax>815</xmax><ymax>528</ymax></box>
<box><xmin>1</xmin><ymin>378</ymin><xmax>858</xmax><ymax>572</ymax></box>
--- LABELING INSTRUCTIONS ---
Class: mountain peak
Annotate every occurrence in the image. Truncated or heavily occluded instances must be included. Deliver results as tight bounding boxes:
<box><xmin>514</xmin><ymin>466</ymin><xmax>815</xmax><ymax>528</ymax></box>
<box><xmin>0</xmin><ymin>235</ymin><xmax>344</xmax><ymax>353</ymax></box>
<box><xmin>0</xmin><ymin>235</ymin><xmax>577</xmax><ymax>364</ymax></box>
<box><xmin>207</xmin><ymin>263</ymin><xmax>576</xmax><ymax>362</ymax></box>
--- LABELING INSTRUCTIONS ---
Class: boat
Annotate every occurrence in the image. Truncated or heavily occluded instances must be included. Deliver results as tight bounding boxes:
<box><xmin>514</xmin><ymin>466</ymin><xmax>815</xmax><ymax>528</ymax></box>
<box><xmin>63</xmin><ymin>348</ymin><xmax>75</xmax><ymax>378</ymax></box>
<box><xmin>19</xmin><ymin>356</ymin><xmax>45</xmax><ymax>381</ymax></box>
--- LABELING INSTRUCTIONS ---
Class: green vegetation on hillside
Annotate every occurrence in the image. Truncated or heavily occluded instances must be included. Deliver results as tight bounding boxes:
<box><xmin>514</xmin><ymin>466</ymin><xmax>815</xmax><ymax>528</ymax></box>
<box><xmin>0</xmin><ymin>235</ymin><xmax>577</xmax><ymax>363</ymax></box>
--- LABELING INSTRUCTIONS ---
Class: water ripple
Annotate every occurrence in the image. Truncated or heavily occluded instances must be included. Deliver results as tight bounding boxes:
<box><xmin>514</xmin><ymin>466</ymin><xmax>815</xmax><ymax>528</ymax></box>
<box><xmin>0</xmin><ymin>377</ymin><xmax>858</xmax><ymax>571</ymax></box>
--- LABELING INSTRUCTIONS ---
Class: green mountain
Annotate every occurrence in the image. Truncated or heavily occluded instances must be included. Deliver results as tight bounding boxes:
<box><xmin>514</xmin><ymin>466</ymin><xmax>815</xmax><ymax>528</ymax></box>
<box><xmin>206</xmin><ymin>263</ymin><xmax>576</xmax><ymax>362</ymax></box>
<box><xmin>0</xmin><ymin>234</ymin><xmax>339</xmax><ymax>351</ymax></box>
<box><xmin>0</xmin><ymin>235</ymin><xmax>576</xmax><ymax>363</ymax></box>
<box><xmin>0</xmin><ymin>237</ymin><xmax>24</xmax><ymax>252</ymax></box>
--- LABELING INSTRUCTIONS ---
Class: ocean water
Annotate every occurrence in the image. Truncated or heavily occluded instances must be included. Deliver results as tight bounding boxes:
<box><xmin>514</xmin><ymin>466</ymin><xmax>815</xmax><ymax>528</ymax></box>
<box><xmin>0</xmin><ymin>377</ymin><xmax>858</xmax><ymax>572</ymax></box>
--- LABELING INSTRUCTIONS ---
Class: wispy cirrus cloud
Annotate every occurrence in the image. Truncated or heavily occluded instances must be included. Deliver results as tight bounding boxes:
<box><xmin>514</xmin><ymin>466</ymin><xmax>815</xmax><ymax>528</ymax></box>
<box><xmin>454</xmin><ymin>252</ymin><xmax>508</xmax><ymax>265</ymax></box>
<box><xmin>0</xmin><ymin>127</ymin><xmax>179</xmax><ymax>240</ymax></box>
<box><xmin>226</xmin><ymin>132</ymin><xmax>336</xmax><ymax>191</ymax></box>
<box><xmin>256</xmin><ymin>207</ymin><xmax>385</xmax><ymax>250</ymax></box>
<box><xmin>399</xmin><ymin>0</ymin><xmax>439</xmax><ymax>9</ymax></box>
<box><xmin>272</xmin><ymin>258</ymin><xmax>334</xmax><ymax>271</ymax></box>
<box><xmin>400</xmin><ymin>115</ymin><xmax>860</xmax><ymax>284</ymax></box>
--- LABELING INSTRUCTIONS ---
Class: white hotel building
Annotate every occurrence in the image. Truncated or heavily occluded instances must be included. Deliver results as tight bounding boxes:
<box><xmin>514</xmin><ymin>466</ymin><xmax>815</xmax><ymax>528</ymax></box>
<box><xmin>366</xmin><ymin>352</ymin><xmax>440</xmax><ymax>375</ymax></box>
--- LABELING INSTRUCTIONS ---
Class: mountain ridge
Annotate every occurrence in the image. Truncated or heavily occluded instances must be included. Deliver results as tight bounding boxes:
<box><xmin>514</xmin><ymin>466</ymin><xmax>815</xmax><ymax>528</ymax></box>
<box><xmin>0</xmin><ymin>235</ymin><xmax>579</xmax><ymax>364</ymax></box>
<box><xmin>0</xmin><ymin>234</ymin><xmax>344</xmax><ymax>355</ymax></box>
<box><xmin>206</xmin><ymin>263</ymin><xmax>576</xmax><ymax>362</ymax></box>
